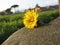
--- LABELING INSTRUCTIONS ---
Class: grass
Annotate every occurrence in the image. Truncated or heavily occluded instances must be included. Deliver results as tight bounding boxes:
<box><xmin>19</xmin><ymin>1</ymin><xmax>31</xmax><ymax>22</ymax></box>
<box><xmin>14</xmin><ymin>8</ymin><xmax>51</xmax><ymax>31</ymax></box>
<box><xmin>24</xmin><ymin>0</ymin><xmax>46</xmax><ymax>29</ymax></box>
<box><xmin>0</xmin><ymin>9</ymin><xmax>59</xmax><ymax>44</ymax></box>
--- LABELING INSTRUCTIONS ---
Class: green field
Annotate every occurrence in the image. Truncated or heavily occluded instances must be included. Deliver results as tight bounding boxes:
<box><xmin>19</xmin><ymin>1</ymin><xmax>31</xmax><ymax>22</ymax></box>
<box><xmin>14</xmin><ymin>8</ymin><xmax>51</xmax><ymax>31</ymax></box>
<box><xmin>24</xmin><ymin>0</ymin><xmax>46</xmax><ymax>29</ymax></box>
<box><xmin>0</xmin><ymin>10</ymin><xmax>59</xmax><ymax>44</ymax></box>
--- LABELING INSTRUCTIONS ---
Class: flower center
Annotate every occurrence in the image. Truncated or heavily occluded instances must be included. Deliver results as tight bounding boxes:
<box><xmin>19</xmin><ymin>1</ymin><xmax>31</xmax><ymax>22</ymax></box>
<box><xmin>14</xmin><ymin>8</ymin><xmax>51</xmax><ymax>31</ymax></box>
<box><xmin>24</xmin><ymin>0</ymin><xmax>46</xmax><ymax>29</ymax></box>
<box><xmin>30</xmin><ymin>19</ymin><xmax>34</xmax><ymax>22</ymax></box>
<box><xmin>28</xmin><ymin>18</ymin><xmax>34</xmax><ymax>22</ymax></box>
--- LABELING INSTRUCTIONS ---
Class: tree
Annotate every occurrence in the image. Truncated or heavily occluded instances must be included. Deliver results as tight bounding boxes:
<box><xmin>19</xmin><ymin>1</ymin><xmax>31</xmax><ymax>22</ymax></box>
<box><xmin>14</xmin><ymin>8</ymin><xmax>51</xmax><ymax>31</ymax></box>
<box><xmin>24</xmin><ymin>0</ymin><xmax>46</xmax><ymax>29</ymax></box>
<box><xmin>11</xmin><ymin>5</ymin><xmax>19</xmax><ymax>13</ymax></box>
<box><xmin>35</xmin><ymin>4</ymin><xmax>40</xmax><ymax>8</ymax></box>
<box><xmin>11</xmin><ymin>5</ymin><xmax>19</xmax><ymax>8</ymax></box>
<box><xmin>5</xmin><ymin>8</ymin><xmax>13</xmax><ymax>14</ymax></box>
<box><xmin>35</xmin><ymin>4</ymin><xmax>42</xmax><ymax>12</ymax></box>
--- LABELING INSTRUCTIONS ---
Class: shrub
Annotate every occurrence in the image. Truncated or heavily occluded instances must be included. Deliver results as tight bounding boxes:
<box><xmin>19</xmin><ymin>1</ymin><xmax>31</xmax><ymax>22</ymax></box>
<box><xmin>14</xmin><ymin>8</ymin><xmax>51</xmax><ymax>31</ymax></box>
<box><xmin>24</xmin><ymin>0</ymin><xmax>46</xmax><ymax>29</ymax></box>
<box><xmin>38</xmin><ymin>10</ymin><xmax>59</xmax><ymax>25</ymax></box>
<box><xmin>0</xmin><ymin>20</ymin><xmax>24</xmax><ymax>44</ymax></box>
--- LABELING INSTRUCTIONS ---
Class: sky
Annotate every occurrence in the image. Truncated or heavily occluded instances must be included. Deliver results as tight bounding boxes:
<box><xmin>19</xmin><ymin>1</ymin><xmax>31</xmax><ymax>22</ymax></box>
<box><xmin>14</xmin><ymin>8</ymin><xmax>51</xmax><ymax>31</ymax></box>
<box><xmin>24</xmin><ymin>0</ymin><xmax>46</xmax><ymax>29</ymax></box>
<box><xmin>0</xmin><ymin>0</ymin><xmax>58</xmax><ymax>12</ymax></box>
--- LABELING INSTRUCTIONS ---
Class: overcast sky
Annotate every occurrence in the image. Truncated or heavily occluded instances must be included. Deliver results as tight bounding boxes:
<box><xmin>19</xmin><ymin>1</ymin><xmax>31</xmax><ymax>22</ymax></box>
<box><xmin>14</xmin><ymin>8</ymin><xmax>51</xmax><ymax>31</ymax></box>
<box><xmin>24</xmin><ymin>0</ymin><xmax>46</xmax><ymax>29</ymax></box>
<box><xmin>0</xmin><ymin>0</ymin><xmax>58</xmax><ymax>12</ymax></box>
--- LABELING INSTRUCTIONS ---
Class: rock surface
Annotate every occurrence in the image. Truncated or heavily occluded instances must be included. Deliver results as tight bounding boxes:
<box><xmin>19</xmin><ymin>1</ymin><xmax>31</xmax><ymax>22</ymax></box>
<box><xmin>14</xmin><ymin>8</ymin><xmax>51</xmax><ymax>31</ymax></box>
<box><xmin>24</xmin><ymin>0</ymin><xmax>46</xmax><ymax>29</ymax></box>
<box><xmin>2</xmin><ymin>17</ymin><xmax>60</xmax><ymax>45</ymax></box>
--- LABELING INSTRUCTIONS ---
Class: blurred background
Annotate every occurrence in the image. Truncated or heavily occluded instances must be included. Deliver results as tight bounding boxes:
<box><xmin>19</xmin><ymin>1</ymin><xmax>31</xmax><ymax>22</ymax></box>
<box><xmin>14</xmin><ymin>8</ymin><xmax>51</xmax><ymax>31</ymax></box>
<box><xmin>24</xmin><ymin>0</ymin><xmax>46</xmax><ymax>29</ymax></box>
<box><xmin>0</xmin><ymin>0</ymin><xmax>59</xmax><ymax>44</ymax></box>
<box><xmin>0</xmin><ymin>0</ymin><xmax>58</xmax><ymax>14</ymax></box>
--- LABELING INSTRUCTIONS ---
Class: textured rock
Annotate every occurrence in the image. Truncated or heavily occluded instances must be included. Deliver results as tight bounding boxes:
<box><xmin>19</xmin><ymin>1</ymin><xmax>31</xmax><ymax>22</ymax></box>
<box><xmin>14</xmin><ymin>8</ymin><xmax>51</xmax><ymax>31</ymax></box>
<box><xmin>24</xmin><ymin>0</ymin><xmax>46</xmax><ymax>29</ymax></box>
<box><xmin>2</xmin><ymin>17</ymin><xmax>60</xmax><ymax>45</ymax></box>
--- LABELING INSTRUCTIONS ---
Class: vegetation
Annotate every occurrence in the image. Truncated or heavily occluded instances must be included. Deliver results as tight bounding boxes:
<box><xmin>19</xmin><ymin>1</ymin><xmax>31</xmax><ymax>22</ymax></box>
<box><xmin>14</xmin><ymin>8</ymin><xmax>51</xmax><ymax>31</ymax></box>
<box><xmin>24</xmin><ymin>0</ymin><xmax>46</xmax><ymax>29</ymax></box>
<box><xmin>0</xmin><ymin>10</ymin><xmax>59</xmax><ymax>44</ymax></box>
<box><xmin>38</xmin><ymin>10</ymin><xmax>59</xmax><ymax>25</ymax></box>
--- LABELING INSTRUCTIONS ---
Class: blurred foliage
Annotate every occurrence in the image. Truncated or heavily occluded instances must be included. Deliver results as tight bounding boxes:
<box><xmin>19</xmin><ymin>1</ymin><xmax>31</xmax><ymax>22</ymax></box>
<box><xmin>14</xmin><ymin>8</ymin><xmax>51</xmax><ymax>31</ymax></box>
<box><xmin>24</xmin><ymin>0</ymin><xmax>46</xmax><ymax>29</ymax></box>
<box><xmin>38</xmin><ymin>10</ymin><xmax>59</xmax><ymax>25</ymax></box>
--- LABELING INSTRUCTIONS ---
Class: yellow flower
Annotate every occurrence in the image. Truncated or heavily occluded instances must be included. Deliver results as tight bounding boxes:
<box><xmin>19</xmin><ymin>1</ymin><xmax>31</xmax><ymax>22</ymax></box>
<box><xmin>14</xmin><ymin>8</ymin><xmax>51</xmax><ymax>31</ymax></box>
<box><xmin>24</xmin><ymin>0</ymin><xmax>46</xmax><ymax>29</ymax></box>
<box><xmin>23</xmin><ymin>9</ymin><xmax>38</xmax><ymax>29</ymax></box>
